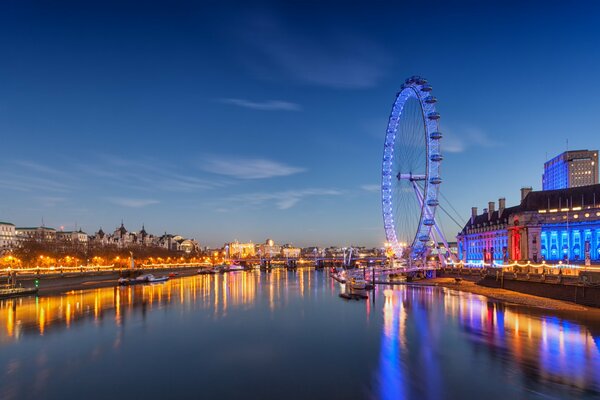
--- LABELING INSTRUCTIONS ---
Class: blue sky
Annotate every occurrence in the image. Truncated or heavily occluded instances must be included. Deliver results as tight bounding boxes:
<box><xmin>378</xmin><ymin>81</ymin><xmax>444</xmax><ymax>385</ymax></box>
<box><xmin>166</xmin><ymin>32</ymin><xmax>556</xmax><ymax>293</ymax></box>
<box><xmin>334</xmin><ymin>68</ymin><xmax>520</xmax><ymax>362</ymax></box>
<box><xmin>1</xmin><ymin>0</ymin><xmax>600</xmax><ymax>247</ymax></box>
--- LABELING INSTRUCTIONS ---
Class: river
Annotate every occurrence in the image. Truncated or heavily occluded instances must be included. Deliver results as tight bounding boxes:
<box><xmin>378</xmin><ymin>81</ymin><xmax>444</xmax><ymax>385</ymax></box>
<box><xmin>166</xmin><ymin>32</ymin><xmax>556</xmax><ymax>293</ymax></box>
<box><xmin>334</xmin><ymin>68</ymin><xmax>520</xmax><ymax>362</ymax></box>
<box><xmin>1</xmin><ymin>268</ymin><xmax>600</xmax><ymax>399</ymax></box>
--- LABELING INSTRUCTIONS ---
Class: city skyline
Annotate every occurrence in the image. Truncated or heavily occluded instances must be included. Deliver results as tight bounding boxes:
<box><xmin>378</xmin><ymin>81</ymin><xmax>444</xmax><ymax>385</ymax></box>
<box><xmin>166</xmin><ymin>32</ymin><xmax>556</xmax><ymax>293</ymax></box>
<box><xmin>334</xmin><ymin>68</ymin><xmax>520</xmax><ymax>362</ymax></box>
<box><xmin>2</xmin><ymin>1</ymin><xmax>600</xmax><ymax>247</ymax></box>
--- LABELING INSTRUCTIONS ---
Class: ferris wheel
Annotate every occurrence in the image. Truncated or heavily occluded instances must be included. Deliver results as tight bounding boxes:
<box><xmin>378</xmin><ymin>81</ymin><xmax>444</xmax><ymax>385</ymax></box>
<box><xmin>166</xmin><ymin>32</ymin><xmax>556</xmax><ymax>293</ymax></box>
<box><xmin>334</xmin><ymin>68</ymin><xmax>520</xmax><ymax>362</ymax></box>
<box><xmin>381</xmin><ymin>76</ymin><xmax>451</xmax><ymax>265</ymax></box>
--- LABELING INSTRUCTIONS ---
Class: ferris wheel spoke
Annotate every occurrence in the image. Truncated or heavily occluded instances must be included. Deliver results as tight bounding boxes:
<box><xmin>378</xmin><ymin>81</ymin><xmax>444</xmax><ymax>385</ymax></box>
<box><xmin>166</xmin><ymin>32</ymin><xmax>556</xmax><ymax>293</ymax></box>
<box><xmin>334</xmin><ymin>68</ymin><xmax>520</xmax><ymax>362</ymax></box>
<box><xmin>382</xmin><ymin>76</ymin><xmax>442</xmax><ymax>263</ymax></box>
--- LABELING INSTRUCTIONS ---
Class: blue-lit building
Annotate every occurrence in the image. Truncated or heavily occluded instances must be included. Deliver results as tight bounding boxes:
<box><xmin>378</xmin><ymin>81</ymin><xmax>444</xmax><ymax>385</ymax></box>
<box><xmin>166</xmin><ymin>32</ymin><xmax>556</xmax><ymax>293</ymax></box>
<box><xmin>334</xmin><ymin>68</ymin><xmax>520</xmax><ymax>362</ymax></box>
<box><xmin>542</xmin><ymin>150</ymin><xmax>598</xmax><ymax>190</ymax></box>
<box><xmin>458</xmin><ymin>184</ymin><xmax>600</xmax><ymax>265</ymax></box>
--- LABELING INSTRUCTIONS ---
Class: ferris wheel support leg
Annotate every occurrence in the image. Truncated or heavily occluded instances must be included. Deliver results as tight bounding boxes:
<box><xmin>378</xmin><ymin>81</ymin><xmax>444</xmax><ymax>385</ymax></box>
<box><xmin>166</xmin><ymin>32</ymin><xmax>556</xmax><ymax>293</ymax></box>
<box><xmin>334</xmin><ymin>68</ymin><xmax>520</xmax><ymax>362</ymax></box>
<box><xmin>428</xmin><ymin>227</ymin><xmax>446</xmax><ymax>267</ymax></box>
<box><xmin>431</xmin><ymin>221</ymin><xmax>458</xmax><ymax>265</ymax></box>
<box><xmin>411</xmin><ymin>181</ymin><xmax>457</xmax><ymax>267</ymax></box>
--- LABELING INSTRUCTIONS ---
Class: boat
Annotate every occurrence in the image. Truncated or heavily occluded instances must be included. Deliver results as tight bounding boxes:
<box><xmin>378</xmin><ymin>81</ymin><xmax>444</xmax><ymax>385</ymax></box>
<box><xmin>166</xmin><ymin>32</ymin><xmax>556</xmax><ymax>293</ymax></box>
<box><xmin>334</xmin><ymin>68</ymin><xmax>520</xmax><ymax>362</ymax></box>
<box><xmin>349</xmin><ymin>277</ymin><xmax>367</xmax><ymax>290</ymax></box>
<box><xmin>118</xmin><ymin>274</ymin><xmax>169</xmax><ymax>285</ymax></box>
<box><xmin>227</xmin><ymin>264</ymin><xmax>244</xmax><ymax>271</ymax></box>
<box><xmin>144</xmin><ymin>274</ymin><xmax>169</xmax><ymax>283</ymax></box>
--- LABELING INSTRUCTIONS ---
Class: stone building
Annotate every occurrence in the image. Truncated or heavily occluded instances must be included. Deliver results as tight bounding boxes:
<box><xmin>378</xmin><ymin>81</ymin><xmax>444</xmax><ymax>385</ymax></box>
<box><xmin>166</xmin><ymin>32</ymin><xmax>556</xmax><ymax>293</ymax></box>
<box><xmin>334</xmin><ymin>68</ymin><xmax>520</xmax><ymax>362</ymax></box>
<box><xmin>16</xmin><ymin>226</ymin><xmax>56</xmax><ymax>241</ymax></box>
<box><xmin>0</xmin><ymin>222</ymin><xmax>16</xmax><ymax>251</ymax></box>
<box><xmin>56</xmin><ymin>229</ymin><xmax>88</xmax><ymax>244</ymax></box>
<box><xmin>458</xmin><ymin>184</ymin><xmax>600</xmax><ymax>265</ymax></box>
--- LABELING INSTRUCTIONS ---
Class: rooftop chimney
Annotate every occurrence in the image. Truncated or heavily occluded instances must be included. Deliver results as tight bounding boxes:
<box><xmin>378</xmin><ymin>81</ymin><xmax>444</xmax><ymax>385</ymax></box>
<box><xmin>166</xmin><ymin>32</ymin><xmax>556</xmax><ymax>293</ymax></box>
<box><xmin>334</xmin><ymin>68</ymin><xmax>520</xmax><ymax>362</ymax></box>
<box><xmin>521</xmin><ymin>187</ymin><xmax>532</xmax><ymax>202</ymax></box>
<box><xmin>488</xmin><ymin>201</ymin><xmax>495</xmax><ymax>220</ymax></box>
<box><xmin>498</xmin><ymin>198</ymin><xmax>506</xmax><ymax>216</ymax></box>
<box><xmin>471</xmin><ymin>207</ymin><xmax>478</xmax><ymax>224</ymax></box>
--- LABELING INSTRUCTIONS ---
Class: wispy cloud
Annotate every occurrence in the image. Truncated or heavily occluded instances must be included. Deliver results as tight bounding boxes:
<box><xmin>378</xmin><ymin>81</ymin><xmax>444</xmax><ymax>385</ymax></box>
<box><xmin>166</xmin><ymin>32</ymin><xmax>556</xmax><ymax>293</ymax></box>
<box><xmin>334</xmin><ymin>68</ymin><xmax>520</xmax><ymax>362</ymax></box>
<box><xmin>228</xmin><ymin>188</ymin><xmax>342</xmax><ymax>210</ymax></box>
<box><xmin>36</xmin><ymin>196</ymin><xmax>68</xmax><ymax>207</ymax></box>
<box><xmin>201</xmin><ymin>156</ymin><xmax>305</xmax><ymax>179</ymax></box>
<box><xmin>0</xmin><ymin>160</ymin><xmax>73</xmax><ymax>192</ymax></box>
<box><xmin>219</xmin><ymin>98</ymin><xmax>301</xmax><ymax>111</ymax></box>
<box><xmin>80</xmin><ymin>155</ymin><xmax>224</xmax><ymax>192</ymax></box>
<box><xmin>240</xmin><ymin>14</ymin><xmax>390</xmax><ymax>89</ymax></box>
<box><xmin>444</xmin><ymin>126</ymin><xmax>501</xmax><ymax>153</ymax></box>
<box><xmin>360</xmin><ymin>184</ymin><xmax>380</xmax><ymax>193</ymax></box>
<box><xmin>107</xmin><ymin>197</ymin><xmax>159</xmax><ymax>208</ymax></box>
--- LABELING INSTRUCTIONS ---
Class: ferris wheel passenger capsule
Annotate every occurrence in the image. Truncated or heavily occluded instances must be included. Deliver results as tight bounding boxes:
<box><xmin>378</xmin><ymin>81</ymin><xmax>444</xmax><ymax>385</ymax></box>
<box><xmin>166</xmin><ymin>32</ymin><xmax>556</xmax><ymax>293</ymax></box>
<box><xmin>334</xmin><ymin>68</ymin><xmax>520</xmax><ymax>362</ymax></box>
<box><xmin>423</xmin><ymin>219</ymin><xmax>435</xmax><ymax>226</ymax></box>
<box><xmin>424</xmin><ymin>95</ymin><xmax>437</xmax><ymax>103</ymax></box>
<box><xmin>426</xmin><ymin>199</ymin><xmax>439</xmax><ymax>207</ymax></box>
<box><xmin>430</xmin><ymin>154</ymin><xmax>443</xmax><ymax>162</ymax></box>
<box><xmin>430</xmin><ymin>131</ymin><xmax>443</xmax><ymax>140</ymax></box>
<box><xmin>427</xmin><ymin>112</ymin><xmax>441</xmax><ymax>120</ymax></box>
<box><xmin>429</xmin><ymin>176</ymin><xmax>442</xmax><ymax>184</ymax></box>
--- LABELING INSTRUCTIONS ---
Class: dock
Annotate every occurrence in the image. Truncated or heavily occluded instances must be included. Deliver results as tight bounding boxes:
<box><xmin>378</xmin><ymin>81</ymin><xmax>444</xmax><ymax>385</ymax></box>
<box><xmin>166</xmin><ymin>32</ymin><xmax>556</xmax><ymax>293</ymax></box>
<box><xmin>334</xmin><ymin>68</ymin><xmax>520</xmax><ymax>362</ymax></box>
<box><xmin>339</xmin><ymin>292</ymin><xmax>369</xmax><ymax>300</ymax></box>
<box><xmin>0</xmin><ymin>287</ymin><xmax>39</xmax><ymax>299</ymax></box>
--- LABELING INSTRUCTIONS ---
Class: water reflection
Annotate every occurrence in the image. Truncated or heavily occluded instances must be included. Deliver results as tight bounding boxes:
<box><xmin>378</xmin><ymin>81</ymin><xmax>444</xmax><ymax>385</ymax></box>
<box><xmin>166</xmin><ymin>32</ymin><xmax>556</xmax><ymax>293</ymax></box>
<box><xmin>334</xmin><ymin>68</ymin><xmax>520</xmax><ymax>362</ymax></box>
<box><xmin>374</xmin><ymin>286</ymin><xmax>600</xmax><ymax>398</ymax></box>
<box><xmin>0</xmin><ymin>268</ymin><xmax>318</xmax><ymax>342</ymax></box>
<box><xmin>1</xmin><ymin>268</ymin><xmax>600</xmax><ymax>399</ymax></box>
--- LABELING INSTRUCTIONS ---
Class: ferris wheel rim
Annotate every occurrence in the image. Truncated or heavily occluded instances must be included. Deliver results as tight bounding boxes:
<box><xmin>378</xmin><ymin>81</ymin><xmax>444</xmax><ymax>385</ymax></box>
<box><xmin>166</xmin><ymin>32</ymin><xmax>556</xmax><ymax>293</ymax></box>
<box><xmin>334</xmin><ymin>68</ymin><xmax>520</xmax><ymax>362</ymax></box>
<box><xmin>381</xmin><ymin>76</ymin><xmax>442</xmax><ymax>260</ymax></box>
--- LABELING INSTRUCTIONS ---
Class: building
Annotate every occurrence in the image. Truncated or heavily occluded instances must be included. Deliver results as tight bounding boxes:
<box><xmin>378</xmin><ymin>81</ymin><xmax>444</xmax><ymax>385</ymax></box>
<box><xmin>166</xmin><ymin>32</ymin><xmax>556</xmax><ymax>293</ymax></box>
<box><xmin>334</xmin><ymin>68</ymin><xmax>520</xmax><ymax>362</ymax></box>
<box><xmin>281</xmin><ymin>245</ymin><xmax>301</xmax><ymax>258</ymax></box>
<box><xmin>90</xmin><ymin>228</ymin><xmax>109</xmax><ymax>246</ymax></box>
<box><xmin>56</xmin><ymin>229</ymin><xmax>88</xmax><ymax>244</ymax></box>
<box><xmin>258</xmin><ymin>239</ymin><xmax>281</xmax><ymax>258</ymax></box>
<box><xmin>226</xmin><ymin>241</ymin><xmax>256</xmax><ymax>258</ymax></box>
<box><xmin>431</xmin><ymin>242</ymin><xmax>458</xmax><ymax>257</ymax></box>
<box><xmin>542</xmin><ymin>150</ymin><xmax>598</xmax><ymax>190</ymax></box>
<box><xmin>16</xmin><ymin>226</ymin><xmax>56</xmax><ymax>241</ymax></box>
<box><xmin>178</xmin><ymin>239</ymin><xmax>199</xmax><ymax>254</ymax></box>
<box><xmin>112</xmin><ymin>222</ymin><xmax>134</xmax><ymax>248</ymax></box>
<box><xmin>0</xmin><ymin>222</ymin><xmax>16</xmax><ymax>251</ymax></box>
<box><xmin>301</xmin><ymin>247</ymin><xmax>324</xmax><ymax>258</ymax></box>
<box><xmin>458</xmin><ymin>184</ymin><xmax>600</xmax><ymax>265</ymax></box>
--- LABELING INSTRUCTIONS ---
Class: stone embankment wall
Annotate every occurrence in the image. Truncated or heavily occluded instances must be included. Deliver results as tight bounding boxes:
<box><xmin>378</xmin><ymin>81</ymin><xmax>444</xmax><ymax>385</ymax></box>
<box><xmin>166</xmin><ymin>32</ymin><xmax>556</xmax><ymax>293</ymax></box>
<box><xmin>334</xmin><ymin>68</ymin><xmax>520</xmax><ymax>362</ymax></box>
<box><xmin>440</xmin><ymin>268</ymin><xmax>600</xmax><ymax>308</ymax></box>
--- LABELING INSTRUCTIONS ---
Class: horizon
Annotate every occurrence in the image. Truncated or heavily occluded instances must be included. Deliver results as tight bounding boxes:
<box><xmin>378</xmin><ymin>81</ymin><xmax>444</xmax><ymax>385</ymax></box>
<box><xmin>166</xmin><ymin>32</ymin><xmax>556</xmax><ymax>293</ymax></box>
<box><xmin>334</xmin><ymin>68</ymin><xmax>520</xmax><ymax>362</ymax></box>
<box><xmin>2</xmin><ymin>1</ymin><xmax>600</xmax><ymax>248</ymax></box>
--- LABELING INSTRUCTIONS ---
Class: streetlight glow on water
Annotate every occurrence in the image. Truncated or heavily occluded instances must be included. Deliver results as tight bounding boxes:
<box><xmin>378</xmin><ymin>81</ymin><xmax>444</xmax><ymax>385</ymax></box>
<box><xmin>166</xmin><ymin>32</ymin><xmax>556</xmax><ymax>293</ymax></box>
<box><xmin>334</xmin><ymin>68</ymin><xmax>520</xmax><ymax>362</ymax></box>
<box><xmin>1</xmin><ymin>269</ymin><xmax>599</xmax><ymax>399</ymax></box>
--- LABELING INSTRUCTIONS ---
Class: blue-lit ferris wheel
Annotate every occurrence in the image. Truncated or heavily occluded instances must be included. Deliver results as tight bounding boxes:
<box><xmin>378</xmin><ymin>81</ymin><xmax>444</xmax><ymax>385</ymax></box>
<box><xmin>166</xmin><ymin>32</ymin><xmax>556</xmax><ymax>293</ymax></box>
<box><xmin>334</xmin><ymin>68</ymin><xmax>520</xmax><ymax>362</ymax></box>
<box><xmin>381</xmin><ymin>76</ymin><xmax>445</xmax><ymax>264</ymax></box>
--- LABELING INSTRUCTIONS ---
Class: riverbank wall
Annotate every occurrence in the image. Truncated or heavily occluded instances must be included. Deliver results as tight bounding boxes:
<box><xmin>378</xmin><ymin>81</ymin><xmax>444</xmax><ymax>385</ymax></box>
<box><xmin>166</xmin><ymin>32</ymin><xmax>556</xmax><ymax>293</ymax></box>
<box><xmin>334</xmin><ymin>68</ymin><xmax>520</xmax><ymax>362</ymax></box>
<box><xmin>3</xmin><ymin>266</ymin><xmax>201</xmax><ymax>295</ymax></box>
<box><xmin>438</xmin><ymin>268</ymin><xmax>600</xmax><ymax>308</ymax></box>
<box><xmin>478</xmin><ymin>276</ymin><xmax>600</xmax><ymax>308</ymax></box>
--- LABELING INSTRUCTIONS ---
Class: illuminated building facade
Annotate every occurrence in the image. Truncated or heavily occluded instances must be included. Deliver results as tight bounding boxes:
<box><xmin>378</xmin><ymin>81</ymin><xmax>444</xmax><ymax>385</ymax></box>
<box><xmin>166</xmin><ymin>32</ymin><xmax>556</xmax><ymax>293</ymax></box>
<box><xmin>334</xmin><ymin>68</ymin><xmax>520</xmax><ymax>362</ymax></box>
<box><xmin>258</xmin><ymin>238</ymin><xmax>281</xmax><ymax>258</ymax></box>
<box><xmin>56</xmin><ymin>229</ymin><xmax>88</xmax><ymax>244</ymax></box>
<box><xmin>281</xmin><ymin>245</ymin><xmax>301</xmax><ymax>258</ymax></box>
<box><xmin>543</xmin><ymin>150</ymin><xmax>598</xmax><ymax>190</ymax></box>
<box><xmin>227</xmin><ymin>241</ymin><xmax>256</xmax><ymax>258</ymax></box>
<box><xmin>458</xmin><ymin>184</ymin><xmax>600</xmax><ymax>265</ymax></box>
<box><xmin>16</xmin><ymin>226</ymin><xmax>57</xmax><ymax>241</ymax></box>
<box><xmin>0</xmin><ymin>222</ymin><xmax>16</xmax><ymax>251</ymax></box>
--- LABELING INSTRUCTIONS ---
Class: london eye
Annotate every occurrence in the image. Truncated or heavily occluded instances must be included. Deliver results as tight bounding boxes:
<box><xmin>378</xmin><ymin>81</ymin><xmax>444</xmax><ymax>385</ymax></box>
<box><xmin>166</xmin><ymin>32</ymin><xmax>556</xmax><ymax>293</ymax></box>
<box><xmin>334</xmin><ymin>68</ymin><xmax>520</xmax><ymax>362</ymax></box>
<box><xmin>381</xmin><ymin>76</ymin><xmax>447</xmax><ymax>266</ymax></box>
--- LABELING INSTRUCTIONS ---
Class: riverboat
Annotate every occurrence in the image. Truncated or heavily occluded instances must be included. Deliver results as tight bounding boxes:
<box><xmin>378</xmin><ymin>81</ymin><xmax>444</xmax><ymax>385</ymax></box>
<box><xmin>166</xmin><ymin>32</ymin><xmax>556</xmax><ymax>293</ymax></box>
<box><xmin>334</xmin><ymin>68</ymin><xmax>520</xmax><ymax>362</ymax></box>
<box><xmin>226</xmin><ymin>264</ymin><xmax>244</xmax><ymax>271</ymax></box>
<box><xmin>118</xmin><ymin>274</ymin><xmax>169</xmax><ymax>285</ymax></box>
<box><xmin>349</xmin><ymin>277</ymin><xmax>367</xmax><ymax>290</ymax></box>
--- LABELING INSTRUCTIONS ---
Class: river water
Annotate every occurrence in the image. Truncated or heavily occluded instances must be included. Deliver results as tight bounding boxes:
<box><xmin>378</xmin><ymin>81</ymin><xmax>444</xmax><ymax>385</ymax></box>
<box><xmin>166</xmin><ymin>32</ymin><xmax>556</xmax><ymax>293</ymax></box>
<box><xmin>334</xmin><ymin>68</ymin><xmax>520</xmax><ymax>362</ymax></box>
<box><xmin>1</xmin><ymin>268</ymin><xmax>600</xmax><ymax>399</ymax></box>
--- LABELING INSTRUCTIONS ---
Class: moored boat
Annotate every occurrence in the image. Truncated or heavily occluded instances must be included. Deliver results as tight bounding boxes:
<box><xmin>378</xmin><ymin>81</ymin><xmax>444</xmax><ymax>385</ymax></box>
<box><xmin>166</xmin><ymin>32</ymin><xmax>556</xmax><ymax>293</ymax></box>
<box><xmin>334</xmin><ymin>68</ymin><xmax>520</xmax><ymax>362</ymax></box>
<box><xmin>349</xmin><ymin>277</ymin><xmax>367</xmax><ymax>290</ymax></box>
<box><xmin>118</xmin><ymin>274</ymin><xmax>169</xmax><ymax>285</ymax></box>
